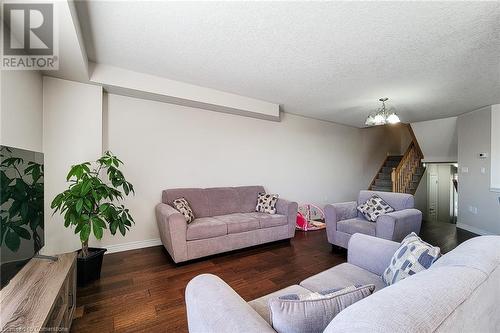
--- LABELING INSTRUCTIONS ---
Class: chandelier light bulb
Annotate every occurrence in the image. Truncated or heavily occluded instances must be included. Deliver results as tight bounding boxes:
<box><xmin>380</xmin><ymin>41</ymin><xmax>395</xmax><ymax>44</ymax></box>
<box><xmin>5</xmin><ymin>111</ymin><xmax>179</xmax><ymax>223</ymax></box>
<box><xmin>374</xmin><ymin>114</ymin><xmax>385</xmax><ymax>124</ymax></box>
<box><xmin>365</xmin><ymin>115</ymin><xmax>375</xmax><ymax>125</ymax></box>
<box><xmin>387</xmin><ymin>113</ymin><xmax>400</xmax><ymax>124</ymax></box>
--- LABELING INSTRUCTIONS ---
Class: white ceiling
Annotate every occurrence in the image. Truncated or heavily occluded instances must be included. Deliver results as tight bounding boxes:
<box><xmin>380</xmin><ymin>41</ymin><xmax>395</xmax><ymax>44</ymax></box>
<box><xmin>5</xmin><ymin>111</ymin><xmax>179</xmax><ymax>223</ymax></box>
<box><xmin>76</xmin><ymin>1</ymin><xmax>500</xmax><ymax>127</ymax></box>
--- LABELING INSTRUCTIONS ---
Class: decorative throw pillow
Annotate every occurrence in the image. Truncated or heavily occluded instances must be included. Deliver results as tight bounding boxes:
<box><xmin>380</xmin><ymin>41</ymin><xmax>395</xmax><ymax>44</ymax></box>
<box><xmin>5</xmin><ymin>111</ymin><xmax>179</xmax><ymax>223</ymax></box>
<box><xmin>383</xmin><ymin>232</ymin><xmax>441</xmax><ymax>285</ymax></box>
<box><xmin>268</xmin><ymin>285</ymin><xmax>375</xmax><ymax>333</ymax></box>
<box><xmin>256</xmin><ymin>193</ymin><xmax>279</xmax><ymax>214</ymax></box>
<box><xmin>357</xmin><ymin>195</ymin><xmax>395</xmax><ymax>222</ymax></box>
<box><xmin>172</xmin><ymin>197</ymin><xmax>195</xmax><ymax>223</ymax></box>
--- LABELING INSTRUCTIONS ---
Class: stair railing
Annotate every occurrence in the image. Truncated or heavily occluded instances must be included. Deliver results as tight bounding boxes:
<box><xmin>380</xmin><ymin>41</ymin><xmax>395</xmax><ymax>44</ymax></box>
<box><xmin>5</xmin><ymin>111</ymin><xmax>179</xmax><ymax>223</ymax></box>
<box><xmin>391</xmin><ymin>142</ymin><xmax>422</xmax><ymax>193</ymax></box>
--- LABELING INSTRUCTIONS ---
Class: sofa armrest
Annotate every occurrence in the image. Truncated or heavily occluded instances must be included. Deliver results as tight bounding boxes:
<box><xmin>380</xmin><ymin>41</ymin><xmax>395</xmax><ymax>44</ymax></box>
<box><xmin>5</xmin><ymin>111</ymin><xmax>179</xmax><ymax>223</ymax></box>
<box><xmin>347</xmin><ymin>233</ymin><xmax>400</xmax><ymax>276</ymax></box>
<box><xmin>376</xmin><ymin>208</ymin><xmax>422</xmax><ymax>242</ymax></box>
<box><xmin>155</xmin><ymin>203</ymin><xmax>188</xmax><ymax>263</ymax></box>
<box><xmin>276</xmin><ymin>198</ymin><xmax>298</xmax><ymax>238</ymax></box>
<box><xmin>325</xmin><ymin>201</ymin><xmax>357</xmax><ymax>243</ymax></box>
<box><xmin>186</xmin><ymin>274</ymin><xmax>275</xmax><ymax>333</ymax></box>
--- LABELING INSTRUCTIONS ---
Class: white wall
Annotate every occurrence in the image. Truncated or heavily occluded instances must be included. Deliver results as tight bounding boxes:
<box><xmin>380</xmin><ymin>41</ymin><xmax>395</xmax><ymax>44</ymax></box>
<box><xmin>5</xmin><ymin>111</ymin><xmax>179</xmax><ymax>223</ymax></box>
<box><xmin>99</xmin><ymin>93</ymin><xmax>379</xmax><ymax>247</ymax></box>
<box><xmin>90</xmin><ymin>63</ymin><xmax>280</xmax><ymax>121</ymax></box>
<box><xmin>411</xmin><ymin>117</ymin><xmax>458</xmax><ymax>162</ymax></box>
<box><xmin>42</xmin><ymin>77</ymin><xmax>103</xmax><ymax>255</ymax></box>
<box><xmin>457</xmin><ymin>106</ymin><xmax>500</xmax><ymax>235</ymax></box>
<box><xmin>0</xmin><ymin>71</ymin><xmax>43</xmax><ymax>152</ymax></box>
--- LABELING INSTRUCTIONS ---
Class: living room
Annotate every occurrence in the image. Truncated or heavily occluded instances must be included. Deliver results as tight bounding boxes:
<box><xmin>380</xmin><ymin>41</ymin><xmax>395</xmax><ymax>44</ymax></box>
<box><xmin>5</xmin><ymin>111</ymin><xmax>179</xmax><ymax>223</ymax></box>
<box><xmin>1</xmin><ymin>1</ymin><xmax>499</xmax><ymax>332</ymax></box>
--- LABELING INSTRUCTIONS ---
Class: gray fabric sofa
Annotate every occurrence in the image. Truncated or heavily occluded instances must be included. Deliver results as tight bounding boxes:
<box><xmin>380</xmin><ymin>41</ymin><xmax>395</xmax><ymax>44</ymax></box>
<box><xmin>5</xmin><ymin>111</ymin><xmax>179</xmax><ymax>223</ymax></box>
<box><xmin>185</xmin><ymin>233</ymin><xmax>500</xmax><ymax>333</ymax></box>
<box><xmin>155</xmin><ymin>186</ymin><xmax>298</xmax><ymax>263</ymax></box>
<box><xmin>326</xmin><ymin>190</ymin><xmax>422</xmax><ymax>248</ymax></box>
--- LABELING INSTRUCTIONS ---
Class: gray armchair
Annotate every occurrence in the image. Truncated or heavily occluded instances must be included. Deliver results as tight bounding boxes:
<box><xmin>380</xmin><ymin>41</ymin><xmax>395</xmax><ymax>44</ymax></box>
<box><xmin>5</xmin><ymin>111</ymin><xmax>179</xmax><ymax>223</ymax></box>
<box><xmin>325</xmin><ymin>190</ymin><xmax>422</xmax><ymax>248</ymax></box>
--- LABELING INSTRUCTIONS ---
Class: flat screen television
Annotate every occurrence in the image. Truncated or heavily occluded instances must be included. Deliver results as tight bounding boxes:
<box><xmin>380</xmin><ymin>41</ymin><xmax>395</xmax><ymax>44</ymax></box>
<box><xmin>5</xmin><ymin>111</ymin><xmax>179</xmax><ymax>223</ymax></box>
<box><xmin>0</xmin><ymin>145</ymin><xmax>44</xmax><ymax>289</ymax></box>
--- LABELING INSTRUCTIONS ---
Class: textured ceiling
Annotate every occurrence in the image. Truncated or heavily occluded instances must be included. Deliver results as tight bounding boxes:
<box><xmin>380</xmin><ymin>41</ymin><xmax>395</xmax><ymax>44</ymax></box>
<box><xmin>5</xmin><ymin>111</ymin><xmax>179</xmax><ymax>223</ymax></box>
<box><xmin>76</xmin><ymin>1</ymin><xmax>500</xmax><ymax>127</ymax></box>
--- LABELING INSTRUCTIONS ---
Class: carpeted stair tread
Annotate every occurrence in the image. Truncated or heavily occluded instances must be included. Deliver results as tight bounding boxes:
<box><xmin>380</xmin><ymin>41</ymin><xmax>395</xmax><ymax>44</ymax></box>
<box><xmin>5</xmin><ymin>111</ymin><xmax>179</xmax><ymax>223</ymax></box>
<box><xmin>386</xmin><ymin>155</ymin><xmax>403</xmax><ymax>161</ymax></box>
<box><xmin>379</xmin><ymin>173</ymin><xmax>391</xmax><ymax>180</ymax></box>
<box><xmin>372</xmin><ymin>186</ymin><xmax>393</xmax><ymax>192</ymax></box>
<box><xmin>375</xmin><ymin>179</ymin><xmax>392</xmax><ymax>186</ymax></box>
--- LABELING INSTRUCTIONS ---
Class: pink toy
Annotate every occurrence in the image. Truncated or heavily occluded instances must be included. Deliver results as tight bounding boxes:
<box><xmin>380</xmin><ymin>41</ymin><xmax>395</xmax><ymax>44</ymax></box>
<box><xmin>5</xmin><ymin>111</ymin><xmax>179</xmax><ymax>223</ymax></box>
<box><xmin>296</xmin><ymin>204</ymin><xmax>326</xmax><ymax>231</ymax></box>
<box><xmin>296</xmin><ymin>212</ymin><xmax>308</xmax><ymax>231</ymax></box>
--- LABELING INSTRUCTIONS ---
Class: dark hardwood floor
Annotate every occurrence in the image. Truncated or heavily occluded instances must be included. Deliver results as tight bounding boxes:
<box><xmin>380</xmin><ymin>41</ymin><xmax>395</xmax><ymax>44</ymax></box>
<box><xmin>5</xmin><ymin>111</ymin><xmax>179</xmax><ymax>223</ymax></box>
<box><xmin>419</xmin><ymin>219</ymin><xmax>477</xmax><ymax>253</ymax></box>
<box><xmin>71</xmin><ymin>221</ymin><xmax>477</xmax><ymax>333</ymax></box>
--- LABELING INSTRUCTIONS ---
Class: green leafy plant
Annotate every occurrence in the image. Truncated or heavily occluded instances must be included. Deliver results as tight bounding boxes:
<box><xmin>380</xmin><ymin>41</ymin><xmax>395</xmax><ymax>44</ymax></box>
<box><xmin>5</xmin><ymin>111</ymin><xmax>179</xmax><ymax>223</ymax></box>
<box><xmin>0</xmin><ymin>147</ymin><xmax>44</xmax><ymax>253</ymax></box>
<box><xmin>51</xmin><ymin>152</ymin><xmax>135</xmax><ymax>258</ymax></box>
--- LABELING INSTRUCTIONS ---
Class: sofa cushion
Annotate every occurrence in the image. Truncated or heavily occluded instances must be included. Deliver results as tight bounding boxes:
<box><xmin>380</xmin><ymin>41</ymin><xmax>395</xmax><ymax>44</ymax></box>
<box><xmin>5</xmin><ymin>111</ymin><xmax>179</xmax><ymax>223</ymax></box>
<box><xmin>269</xmin><ymin>285</ymin><xmax>375</xmax><ymax>333</ymax></box>
<box><xmin>337</xmin><ymin>218</ymin><xmax>376</xmax><ymax>236</ymax></box>
<box><xmin>382</xmin><ymin>232</ymin><xmax>441</xmax><ymax>285</ymax></box>
<box><xmin>236</xmin><ymin>186</ymin><xmax>265</xmax><ymax>213</ymax></box>
<box><xmin>248</xmin><ymin>284</ymin><xmax>311</xmax><ymax>324</ymax></box>
<box><xmin>300</xmin><ymin>263</ymin><xmax>386</xmax><ymax>292</ymax></box>
<box><xmin>186</xmin><ymin>217</ymin><xmax>227</xmax><ymax>241</ymax></box>
<box><xmin>206</xmin><ymin>187</ymin><xmax>240</xmax><ymax>216</ymax></box>
<box><xmin>214</xmin><ymin>213</ymin><xmax>260</xmax><ymax>234</ymax></box>
<box><xmin>163</xmin><ymin>188</ymin><xmax>210</xmax><ymax>218</ymax></box>
<box><xmin>249</xmin><ymin>212</ymin><xmax>288</xmax><ymax>228</ymax></box>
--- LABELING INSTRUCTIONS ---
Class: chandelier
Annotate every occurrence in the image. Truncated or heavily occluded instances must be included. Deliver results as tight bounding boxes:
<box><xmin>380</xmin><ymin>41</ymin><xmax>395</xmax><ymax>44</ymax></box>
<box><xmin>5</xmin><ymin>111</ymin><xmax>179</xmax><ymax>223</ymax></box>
<box><xmin>365</xmin><ymin>98</ymin><xmax>400</xmax><ymax>126</ymax></box>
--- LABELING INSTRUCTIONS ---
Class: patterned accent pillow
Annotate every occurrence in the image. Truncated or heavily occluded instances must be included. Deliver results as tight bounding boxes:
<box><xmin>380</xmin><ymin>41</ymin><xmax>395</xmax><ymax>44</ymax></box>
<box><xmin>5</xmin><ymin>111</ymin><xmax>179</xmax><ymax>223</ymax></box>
<box><xmin>256</xmin><ymin>193</ymin><xmax>279</xmax><ymax>214</ymax></box>
<box><xmin>172</xmin><ymin>197</ymin><xmax>195</xmax><ymax>223</ymax></box>
<box><xmin>269</xmin><ymin>285</ymin><xmax>375</xmax><ymax>333</ymax></box>
<box><xmin>357</xmin><ymin>194</ymin><xmax>395</xmax><ymax>222</ymax></box>
<box><xmin>383</xmin><ymin>232</ymin><xmax>441</xmax><ymax>285</ymax></box>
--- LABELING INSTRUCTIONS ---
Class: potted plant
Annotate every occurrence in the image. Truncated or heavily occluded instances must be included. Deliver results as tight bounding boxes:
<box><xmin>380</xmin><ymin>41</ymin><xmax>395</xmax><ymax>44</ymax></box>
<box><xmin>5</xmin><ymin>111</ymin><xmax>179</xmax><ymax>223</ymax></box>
<box><xmin>51</xmin><ymin>151</ymin><xmax>135</xmax><ymax>286</ymax></box>
<box><xmin>1</xmin><ymin>146</ymin><xmax>44</xmax><ymax>255</ymax></box>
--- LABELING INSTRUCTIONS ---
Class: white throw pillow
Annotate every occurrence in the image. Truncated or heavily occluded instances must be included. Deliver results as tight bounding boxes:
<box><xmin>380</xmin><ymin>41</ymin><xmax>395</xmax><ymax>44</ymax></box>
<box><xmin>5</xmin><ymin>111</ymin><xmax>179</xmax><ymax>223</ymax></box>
<box><xmin>256</xmin><ymin>193</ymin><xmax>279</xmax><ymax>214</ymax></box>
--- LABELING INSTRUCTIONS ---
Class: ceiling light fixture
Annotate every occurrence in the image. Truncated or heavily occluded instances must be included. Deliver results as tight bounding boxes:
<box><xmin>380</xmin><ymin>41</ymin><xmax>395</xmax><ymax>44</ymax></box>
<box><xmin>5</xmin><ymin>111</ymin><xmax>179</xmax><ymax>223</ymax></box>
<box><xmin>365</xmin><ymin>98</ymin><xmax>400</xmax><ymax>126</ymax></box>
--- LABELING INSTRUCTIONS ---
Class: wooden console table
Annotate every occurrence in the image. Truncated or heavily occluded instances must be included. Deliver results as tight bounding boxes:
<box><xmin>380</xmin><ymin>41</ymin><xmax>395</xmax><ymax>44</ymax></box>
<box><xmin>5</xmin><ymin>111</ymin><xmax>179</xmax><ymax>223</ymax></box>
<box><xmin>0</xmin><ymin>252</ymin><xmax>77</xmax><ymax>332</ymax></box>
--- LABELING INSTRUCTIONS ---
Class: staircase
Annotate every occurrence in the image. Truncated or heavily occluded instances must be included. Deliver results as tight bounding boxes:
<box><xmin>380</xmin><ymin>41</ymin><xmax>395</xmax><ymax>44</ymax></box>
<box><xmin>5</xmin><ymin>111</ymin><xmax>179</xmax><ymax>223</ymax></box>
<box><xmin>369</xmin><ymin>125</ymin><xmax>425</xmax><ymax>195</ymax></box>
<box><xmin>371</xmin><ymin>155</ymin><xmax>403</xmax><ymax>192</ymax></box>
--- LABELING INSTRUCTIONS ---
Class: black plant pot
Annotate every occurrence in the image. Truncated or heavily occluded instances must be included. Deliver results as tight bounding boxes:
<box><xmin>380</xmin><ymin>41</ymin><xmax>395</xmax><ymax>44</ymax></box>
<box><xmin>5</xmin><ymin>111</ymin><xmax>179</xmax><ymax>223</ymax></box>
<box><xmin>77</xmin><ymin>247</ymin><xmax>107</xmax><ymax>287</ymax></box>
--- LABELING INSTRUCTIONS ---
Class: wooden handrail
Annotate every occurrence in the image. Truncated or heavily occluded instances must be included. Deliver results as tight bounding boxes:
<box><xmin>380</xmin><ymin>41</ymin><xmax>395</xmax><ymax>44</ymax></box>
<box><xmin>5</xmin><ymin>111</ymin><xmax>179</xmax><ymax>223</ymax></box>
<box><xmin>394</xmin><ymin>141</ymin><xmax>414</xmax><ymax>174</ymax></box>
<box><xmin>391</xmin><ymin>140</ymin><xmax>424</xmax><ymax>193</ymax></box>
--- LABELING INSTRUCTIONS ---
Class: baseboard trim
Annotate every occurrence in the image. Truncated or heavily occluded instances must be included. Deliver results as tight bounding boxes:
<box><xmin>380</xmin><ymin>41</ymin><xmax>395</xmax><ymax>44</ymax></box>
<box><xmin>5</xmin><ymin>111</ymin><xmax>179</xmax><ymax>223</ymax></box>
<box><xmin>104</xmin><ymin>238</ymin><xmax>162</xmax><ymax>254</ymax></box>
<box><xmin>456</xmin><ymin>223</ymin><xmax>493</xmax><ymax>236</ymax></box>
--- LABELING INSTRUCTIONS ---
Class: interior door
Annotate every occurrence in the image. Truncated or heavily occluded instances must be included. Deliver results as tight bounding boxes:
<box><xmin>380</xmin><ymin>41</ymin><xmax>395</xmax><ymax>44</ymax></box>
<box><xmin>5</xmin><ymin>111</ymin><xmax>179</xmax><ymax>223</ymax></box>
<box><xmin>428</xmin><ymin>174</ymin><xmax>439</xmax><ymax>222</ymax></box>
